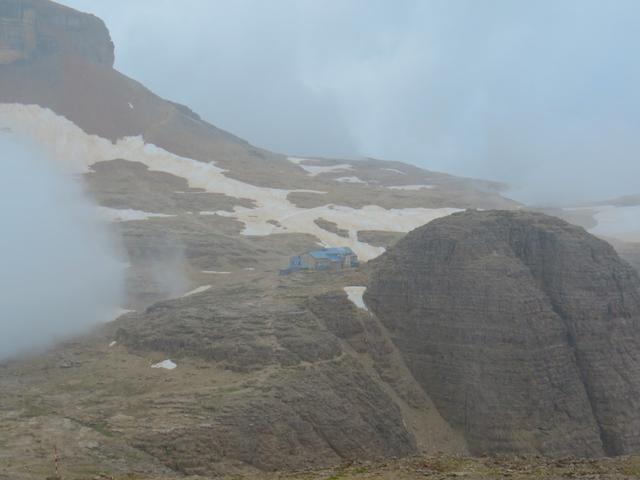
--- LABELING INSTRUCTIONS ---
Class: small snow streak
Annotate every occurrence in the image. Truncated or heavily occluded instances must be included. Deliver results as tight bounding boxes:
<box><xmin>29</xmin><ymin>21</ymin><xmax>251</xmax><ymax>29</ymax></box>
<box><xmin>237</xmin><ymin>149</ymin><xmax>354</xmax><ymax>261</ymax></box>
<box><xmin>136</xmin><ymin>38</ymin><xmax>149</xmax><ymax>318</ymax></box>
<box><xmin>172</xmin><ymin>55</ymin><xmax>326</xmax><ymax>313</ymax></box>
<box><xmin>98</xmin><ymin>207</ymin><xmax>176</xmax><ymax>222</ymax></box>
<box><xmin>335</xmin><ymin>176</ymin><xmax>367</xmax><ymax>184</ymax></box>
<box><xmin>387</xmin><ymin>185</ymin><xmax>434</xmax><ymax>191</ymax></box>
<box><xmin>181</xmin><ymin>285</ymin><xmax>212</xmax><ymax>298</ymax></box>
<box><xmin>344</xmin><ymin>286</ymin><xmax>368</xmax><ymax>311</ymax></box>
<box><xmin>288</xmin><ymin>157</ymin><xmax>354</xmax><ymax>176</ymax></box>
<box><xmin>151</xmin><ymin>359</ymin><xmax>177</xmax><ymax>370</ymax></box>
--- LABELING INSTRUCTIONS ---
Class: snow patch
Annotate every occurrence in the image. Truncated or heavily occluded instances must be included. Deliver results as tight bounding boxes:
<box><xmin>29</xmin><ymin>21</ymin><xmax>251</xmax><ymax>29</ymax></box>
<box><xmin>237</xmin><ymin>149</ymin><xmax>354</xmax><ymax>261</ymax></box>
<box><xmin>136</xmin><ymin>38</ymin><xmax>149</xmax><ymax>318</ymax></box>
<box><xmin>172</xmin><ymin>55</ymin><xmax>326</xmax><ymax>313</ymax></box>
<box><xmin>202</xmin><ymin>270</ymin><xmax>231</xmax><ymax>275</ymax></box>
<box><xmin>151</xmin><ymin>359</ymin><xmax>177</xmax><ymax>370</ymax></box>
<box><xmin>98</xmin><ymin>207</ymin><xmax>176</xmax><ymax>222</ymax></box>
<box><xmin>387</xmin><ymin>185</ymin><xmax>434</xmax><ymax>191</ymax></box>
<box><xmin>182</xmin><ymin>285</ymin><xmax>212</xmax><ymax>297</ymax></box>
<box><xmin>109</xmin><ymin>341</ymin><xmax>117</xmax><ymax>347</ymax></box>
<box><xmin>288</xmin><ymin>157</ymin><xmax>354</xmax><ymax>176</ymax></box>
<box><xmin>128</xmin><ymin>102</ymin><xmax>134</xmax><ymax>110</ymax></box>
<box><xmin>335</xmin><ymin>176</ymin><xmax>367</xmax><ymax>184</ymax></box>
<box><xmin>219</xmin><ymin>203</ymin><xmax>459</xmax><ymax>261</ymax></box>
<box><xmin>0</xmin><ymin>104</ymin><xmax>460</xmax><ymax>261</ymax></box>
<box><xmin>381</xmin><ymin>168</ymin><xmax>406</xmax><ymax>175</ymax></box>
<box><xmin>344</xmin><ymin>286</ymin><xmax>368</xmax><ymax>311</ymax></box>
<box><xmin>292</xmin><ymin>189</ymin><xmax>328</xmax><ymax>194</ymax></box>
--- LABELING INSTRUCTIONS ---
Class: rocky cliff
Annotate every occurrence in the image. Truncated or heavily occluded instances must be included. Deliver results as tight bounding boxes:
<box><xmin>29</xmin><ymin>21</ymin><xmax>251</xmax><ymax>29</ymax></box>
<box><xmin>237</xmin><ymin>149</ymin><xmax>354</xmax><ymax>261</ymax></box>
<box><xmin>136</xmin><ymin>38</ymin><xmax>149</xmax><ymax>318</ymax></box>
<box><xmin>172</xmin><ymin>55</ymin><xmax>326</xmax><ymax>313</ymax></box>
<box><xmin>0</xmin><ymin>0</ymin><xmax>113</xmax><ymax>65</ymax></box>
<box><xmin>366</xmin><ymin>210</ymin><xmax>640</xmax><ymax>457</ymax></box>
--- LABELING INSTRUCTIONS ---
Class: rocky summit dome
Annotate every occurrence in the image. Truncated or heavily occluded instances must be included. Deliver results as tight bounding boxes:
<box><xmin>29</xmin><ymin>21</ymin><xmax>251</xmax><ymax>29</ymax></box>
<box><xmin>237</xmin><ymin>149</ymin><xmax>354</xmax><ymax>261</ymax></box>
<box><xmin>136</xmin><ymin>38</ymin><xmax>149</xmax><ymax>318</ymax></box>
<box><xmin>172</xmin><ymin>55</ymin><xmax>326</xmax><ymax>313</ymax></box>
<box><xmin>365</xmin><ymin>210</ymin><xmax>640</xmax><ymax>457</ymax></box>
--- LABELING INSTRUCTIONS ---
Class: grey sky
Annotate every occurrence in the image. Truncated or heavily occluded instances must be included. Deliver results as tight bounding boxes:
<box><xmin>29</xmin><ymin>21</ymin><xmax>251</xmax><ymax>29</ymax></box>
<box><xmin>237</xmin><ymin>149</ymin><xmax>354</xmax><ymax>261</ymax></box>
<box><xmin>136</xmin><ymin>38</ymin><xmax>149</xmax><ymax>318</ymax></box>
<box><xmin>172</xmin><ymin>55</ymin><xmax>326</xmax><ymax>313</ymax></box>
<box><xmin>63</xmin><ymin>1</ymin><xmax>640</xmax><ymax>204</ymax></box>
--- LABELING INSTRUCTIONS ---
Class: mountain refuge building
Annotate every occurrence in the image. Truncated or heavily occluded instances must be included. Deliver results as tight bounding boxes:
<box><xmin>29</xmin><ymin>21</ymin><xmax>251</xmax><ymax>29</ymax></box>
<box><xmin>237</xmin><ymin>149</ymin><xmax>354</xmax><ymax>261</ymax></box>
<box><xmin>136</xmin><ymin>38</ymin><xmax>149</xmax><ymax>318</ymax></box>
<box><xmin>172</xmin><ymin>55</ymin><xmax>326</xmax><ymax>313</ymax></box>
<box><xmin>280</xmin><ymin>247</ymin><xmax>359</xmax><ymax>275</ymax></box>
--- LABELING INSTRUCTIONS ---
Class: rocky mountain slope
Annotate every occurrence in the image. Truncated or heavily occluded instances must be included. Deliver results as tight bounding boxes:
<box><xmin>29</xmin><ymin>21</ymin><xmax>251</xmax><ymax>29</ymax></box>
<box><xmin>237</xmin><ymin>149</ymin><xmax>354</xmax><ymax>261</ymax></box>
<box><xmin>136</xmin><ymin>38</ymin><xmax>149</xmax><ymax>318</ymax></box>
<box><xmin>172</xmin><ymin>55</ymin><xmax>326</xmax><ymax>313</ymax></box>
<box><xmin>0</xmin><ymin>1</ymin><xmax>494</xmax><ymax>477</ymax></box>
<box><xmin>0</xmin><ymin>0</ymin><xmax>518</xmax><ymax>308</ymax></box>
<box><xmin>366</xmin><ymin>210</ymin><xmax>640</xmax><ymax>457</ymax></box>
<box><xmin>1</xmin><ymin>1</ymin><xmax>639</xmax><ymax>479</ymax></box>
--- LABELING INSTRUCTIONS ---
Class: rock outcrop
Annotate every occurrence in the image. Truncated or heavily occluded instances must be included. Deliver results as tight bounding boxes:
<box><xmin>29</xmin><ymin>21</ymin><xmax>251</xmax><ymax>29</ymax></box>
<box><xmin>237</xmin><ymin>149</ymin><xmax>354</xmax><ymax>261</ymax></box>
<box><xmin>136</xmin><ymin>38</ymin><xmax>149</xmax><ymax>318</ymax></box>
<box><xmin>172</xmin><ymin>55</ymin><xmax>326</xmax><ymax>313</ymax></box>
<box><xmin>366</xmin><ymin>210</ymin><xmax>640</xmax><ymax>457</ymax></box>
<box><xmin>0</xmin><ymin>0</ymin><xmax>113</xmax><ymax>65</ymax></box>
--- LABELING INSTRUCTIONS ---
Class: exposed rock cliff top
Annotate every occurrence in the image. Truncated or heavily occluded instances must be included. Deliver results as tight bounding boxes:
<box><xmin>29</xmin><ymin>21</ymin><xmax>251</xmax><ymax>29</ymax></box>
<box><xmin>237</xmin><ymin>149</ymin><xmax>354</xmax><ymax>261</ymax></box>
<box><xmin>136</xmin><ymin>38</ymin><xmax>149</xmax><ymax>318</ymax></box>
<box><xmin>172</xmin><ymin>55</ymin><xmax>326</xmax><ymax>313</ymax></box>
<box><xmin>366</xmin><ymin>210</ymin><xmax>640</xmax><ymax>457</ymax></box>
<box><xmin>0</xmin><ymin>0</ymin><xmax>113</xmax><ymax>65</ymax></box>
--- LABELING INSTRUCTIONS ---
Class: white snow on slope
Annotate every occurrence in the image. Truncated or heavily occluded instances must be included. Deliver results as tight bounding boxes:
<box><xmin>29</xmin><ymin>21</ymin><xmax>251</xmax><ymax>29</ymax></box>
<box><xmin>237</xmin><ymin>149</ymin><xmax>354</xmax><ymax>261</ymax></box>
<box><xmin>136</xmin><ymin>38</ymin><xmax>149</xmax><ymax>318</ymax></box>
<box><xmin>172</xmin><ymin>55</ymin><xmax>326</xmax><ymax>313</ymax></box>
<box><xmin>344</xmin><ymin>286</ymin><xmax>368</xmax><ymax>311</ymax></box>
<box><xmin>381</xmin><ymin>168</ymin><xmax>406</xmax><ymax>175</ymax></box>
<box><xmin>0</xmin><ymin>104</ymin><xmax>460</xmax><ymax>261</ymax></box>
<box><xmin>387</xmin><ymin>185</ymin><xmax>434</xmax><ymax>191</ymax></box>
<box><xmin>202</xmin><ymin>270</ymin><xmax>231</xmax><ymax>275</ymax></box>
<box><xmin>288</xmin><ymin>157</ymin><xmax>354</xmax><ymax>176</ymax></box>
<box><xmin>98</xmin><ymin>207</ymin><xmax>176</xmax><ymax>222</ymax></box>
<box><xmin>182</xmin><ymin>285</ymin><xmax>212</xmax><ymax>297</ymax></box>
<box><xmin>151</xmin><ymin>359</ymin><xmax>177</xmax><ymax>370</ymax></box>
<box><xmin>335</xmin><ymin>176</ymin><xmax>367</xmax><ymax>184</ymax></box>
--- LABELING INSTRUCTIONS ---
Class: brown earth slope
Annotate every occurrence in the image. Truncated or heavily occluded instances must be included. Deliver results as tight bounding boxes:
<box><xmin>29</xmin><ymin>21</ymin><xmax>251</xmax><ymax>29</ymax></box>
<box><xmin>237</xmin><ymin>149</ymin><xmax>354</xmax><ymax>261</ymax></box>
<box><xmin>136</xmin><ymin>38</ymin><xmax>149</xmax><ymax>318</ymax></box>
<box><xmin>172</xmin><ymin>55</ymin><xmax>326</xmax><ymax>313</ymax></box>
<box><xmin>0</xmin><ymin>270</ymin><xmax>468</xmax><ymax>478</ymax></box>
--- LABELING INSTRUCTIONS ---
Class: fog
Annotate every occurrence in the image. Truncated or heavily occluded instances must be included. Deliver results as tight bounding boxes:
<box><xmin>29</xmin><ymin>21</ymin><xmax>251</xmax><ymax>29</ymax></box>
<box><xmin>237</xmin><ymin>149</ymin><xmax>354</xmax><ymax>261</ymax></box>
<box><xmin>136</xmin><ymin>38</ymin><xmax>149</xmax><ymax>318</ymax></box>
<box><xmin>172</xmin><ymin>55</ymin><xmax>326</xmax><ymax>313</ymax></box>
<box><xmin>0</xmin><ymin>137</ymin><xmax>123</xmax><ymax>361</ymax></box>
<box><xmin>64</xmin><ymin>0</ymin><xmax>640</xmax><ymax>204</ymax></box>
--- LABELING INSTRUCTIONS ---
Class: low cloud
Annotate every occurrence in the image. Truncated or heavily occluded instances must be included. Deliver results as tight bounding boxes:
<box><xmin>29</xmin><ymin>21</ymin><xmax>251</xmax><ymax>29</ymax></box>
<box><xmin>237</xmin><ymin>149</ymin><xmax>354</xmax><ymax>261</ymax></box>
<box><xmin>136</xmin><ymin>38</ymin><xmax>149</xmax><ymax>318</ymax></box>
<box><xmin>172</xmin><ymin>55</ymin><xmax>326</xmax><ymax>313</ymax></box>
<box><xmin>0</xmin><ymin>137</ymin><xmax>123</xmax><ymax>361</ymax></box>
<box><xmin>64</xmin><ymin>0</ymin><xmax>640</xmax><ymax>204</ymax></box>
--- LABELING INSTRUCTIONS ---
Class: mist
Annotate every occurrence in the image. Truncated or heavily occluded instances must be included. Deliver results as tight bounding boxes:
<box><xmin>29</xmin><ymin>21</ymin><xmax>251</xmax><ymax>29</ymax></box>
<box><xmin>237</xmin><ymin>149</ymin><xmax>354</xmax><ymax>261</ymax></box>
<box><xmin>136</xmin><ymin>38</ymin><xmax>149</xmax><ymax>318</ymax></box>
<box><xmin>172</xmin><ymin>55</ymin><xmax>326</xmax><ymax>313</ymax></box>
<box><xmin>0</xmin><ymin>137</ymin><xmax>123</xmax><ymax>361</ymax></box>
<box><xmin>63</xmin><ymin>0</ymin><xmax>640</xmax><ymax>204</ymax></box>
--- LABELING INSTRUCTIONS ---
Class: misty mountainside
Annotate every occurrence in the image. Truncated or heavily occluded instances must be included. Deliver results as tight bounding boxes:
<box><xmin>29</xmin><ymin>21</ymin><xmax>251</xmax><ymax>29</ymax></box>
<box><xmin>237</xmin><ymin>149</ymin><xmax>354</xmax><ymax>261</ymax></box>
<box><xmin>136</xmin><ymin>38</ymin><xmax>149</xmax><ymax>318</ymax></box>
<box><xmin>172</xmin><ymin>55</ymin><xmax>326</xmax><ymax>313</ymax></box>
<box><xmin>607</xmin><ymin>238</ymin><xmax>640</xmax><ymax>273</ymax></box>
<box><xmin>1</xmin><ymin>1</ymin><xmax>640</xmax><ymax>479</ymax></box>
<box><xmin>0</xmin><ymin>0</ymin><xmax>519</xmax><ymax>311</ymax></box>
<box><xmin>535</xmin><ymin>194</ymin><xmax>640</xmax><ymax>267</ymax></box>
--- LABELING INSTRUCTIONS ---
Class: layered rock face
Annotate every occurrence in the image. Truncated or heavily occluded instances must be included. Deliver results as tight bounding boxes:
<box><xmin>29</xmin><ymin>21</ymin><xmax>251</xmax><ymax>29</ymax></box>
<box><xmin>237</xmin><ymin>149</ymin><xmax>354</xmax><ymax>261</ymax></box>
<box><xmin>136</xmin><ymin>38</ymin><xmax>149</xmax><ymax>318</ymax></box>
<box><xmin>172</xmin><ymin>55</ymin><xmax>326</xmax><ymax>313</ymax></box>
<box><xmin>366</xmin><ymin>210</ymin><xmax>640</xmax><ymax>456</ymax></box>
<box><xmin>0</xmin><ymin>0</ymin><xmax>113</xmax><ymax>65</ymax></box>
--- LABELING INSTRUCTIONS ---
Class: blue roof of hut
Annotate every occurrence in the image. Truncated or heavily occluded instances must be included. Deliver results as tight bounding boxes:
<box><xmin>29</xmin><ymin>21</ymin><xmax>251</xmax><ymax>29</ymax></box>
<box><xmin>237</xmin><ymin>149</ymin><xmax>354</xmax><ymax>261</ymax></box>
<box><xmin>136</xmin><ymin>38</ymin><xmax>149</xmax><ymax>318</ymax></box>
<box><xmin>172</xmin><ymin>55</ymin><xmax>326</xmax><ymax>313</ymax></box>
<box><xmin>308</xmin><ymin>247</ymin><xmax>355</xmax><ymax>261</ymax></box>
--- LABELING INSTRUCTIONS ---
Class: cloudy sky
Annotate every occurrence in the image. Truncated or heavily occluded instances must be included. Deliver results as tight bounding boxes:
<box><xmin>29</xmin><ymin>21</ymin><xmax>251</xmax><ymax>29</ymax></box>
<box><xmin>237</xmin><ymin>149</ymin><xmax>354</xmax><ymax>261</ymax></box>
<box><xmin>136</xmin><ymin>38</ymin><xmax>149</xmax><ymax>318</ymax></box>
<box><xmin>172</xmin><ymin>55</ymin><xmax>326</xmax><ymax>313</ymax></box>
<box><xmin>64</xmin><ymin>0</ymin><xmax>640</xmax><ymax>204</ymax></box>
